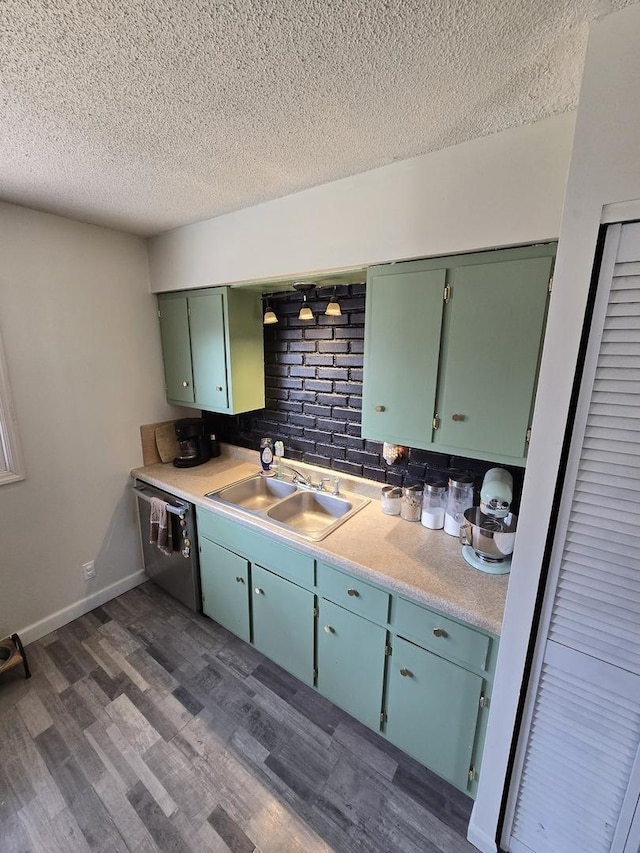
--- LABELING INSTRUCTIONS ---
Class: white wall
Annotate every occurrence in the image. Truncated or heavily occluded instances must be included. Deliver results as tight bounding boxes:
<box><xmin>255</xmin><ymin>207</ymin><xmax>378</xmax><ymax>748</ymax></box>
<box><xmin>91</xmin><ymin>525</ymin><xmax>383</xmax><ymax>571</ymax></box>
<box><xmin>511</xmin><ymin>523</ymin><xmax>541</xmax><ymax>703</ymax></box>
<box><xmin>148</xmin><ymin>113</ymin><xmax>575</xmax><ymax>293</ymax></box>
<box><xmin>469</xmin><ymin>5</ymin><xmax>640</xmax><ymax>851</ymax></box>
<box><xmin>0</xmin><ymin>202</ymin><xmax>180</xmax><ymax>642</ymax></box>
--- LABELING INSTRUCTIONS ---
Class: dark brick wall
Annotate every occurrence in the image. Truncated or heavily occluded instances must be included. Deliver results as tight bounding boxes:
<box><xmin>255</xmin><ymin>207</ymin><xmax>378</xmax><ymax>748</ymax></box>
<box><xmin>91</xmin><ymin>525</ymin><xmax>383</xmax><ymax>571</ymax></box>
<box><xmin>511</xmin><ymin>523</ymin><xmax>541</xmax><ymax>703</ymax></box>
<box><xmin>202</xmin><ymin>284</ymin><xmax>524</xmax><ymax>510</ymax></box>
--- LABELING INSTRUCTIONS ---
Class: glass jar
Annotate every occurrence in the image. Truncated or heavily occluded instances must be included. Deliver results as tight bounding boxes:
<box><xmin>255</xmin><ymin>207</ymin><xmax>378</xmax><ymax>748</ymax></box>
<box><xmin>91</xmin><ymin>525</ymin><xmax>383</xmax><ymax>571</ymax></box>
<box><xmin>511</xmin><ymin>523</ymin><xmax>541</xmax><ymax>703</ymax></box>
<box><xmin>421</xmin><ymin>482</ymin><xmax>447</xmax><ymax>529</ymax></box>
<box><xmin>444</xmin><ymin>474</ymin><xmax>475</xmax><ymax>536</ymax></box>
<box><xmin>401</xmin><ymin>483</ymin><xmax>423</xmax><ymax>522</ymax></box>
<box><xmin>381</xmin><ymin>485</ymin><xmax>402</xmax><ymax>515</ymax></box>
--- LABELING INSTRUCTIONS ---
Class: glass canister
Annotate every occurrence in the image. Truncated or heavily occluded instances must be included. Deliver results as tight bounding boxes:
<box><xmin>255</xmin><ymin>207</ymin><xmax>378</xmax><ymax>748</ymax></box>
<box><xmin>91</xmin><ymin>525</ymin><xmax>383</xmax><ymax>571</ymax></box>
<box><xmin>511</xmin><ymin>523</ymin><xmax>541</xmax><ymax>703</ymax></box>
<box><xmin>381</xmin><ymin>486</ymin><xmax>402</xmax><ymax>515</ymax></box>
<box><xmin>421</xmin><ymin>481</ymin><xmax>447</xmax><ymax>529</ymax></box>
<box><xmin>444</xmin><ymin>474</ymin><xmax>475</xmax><ymax>536</ymax></box>
<box><xmin>401</xmin><ymin>483</ymin><xmax>423</xmax><ymax>522</ymax></box>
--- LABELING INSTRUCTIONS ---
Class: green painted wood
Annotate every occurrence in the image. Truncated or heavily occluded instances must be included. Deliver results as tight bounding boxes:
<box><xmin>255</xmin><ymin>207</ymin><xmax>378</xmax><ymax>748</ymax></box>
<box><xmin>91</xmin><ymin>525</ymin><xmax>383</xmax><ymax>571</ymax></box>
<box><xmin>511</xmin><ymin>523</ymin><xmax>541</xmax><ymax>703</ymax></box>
<box><xmin>317</xmin><ymin>599</ymin><xmax>387</xmax><ymax>730</ymax></box>
<box><xmin>196</xmin><ymin>509</ymin><xmax>315</xmax><ymax>588</ymax></box>
<box><xmin>317</xmin><ymin>562</ymin><xmax>390</xmax><ymax>625</ymax></box>
<box><xmin>158</xmin><ymin>294</ymin><xmax>194</xmax><ymax>404</ymax></box>
<box><xmin>434</xmin><ymin>254</ymin><xmax>553</xmax><ymax>460</ymax></box>
<box><xmin>362</xmin><ymin>262</ymin><xmax>446</xmax><ymax>449</ymax></box>
<box><xmin>394</xmin><ymin>598</ymin><xmax>491</xmax><ymax>672</ymax></box>
<box><xmin>251</xmin><ymin>564</ymin><xmax>315</xmax><ymax>686</ymax></box>
<box><xmin>157</xmin><ymin>286</ymin><xmax>265</xmax><ymax>415</ymax></box>
<box><xmin>385</xmin><ymin>636</ymin><xmax>484</xmax><ymax>791</ymax></box>
<box><xmin>225</xmin><ymin>288</ymin><xmax>266</xmax><ymax>414</ymax></box>
<box><xmin>199</xmin><ymin>537</ymin><xmax>250</xmax><ymax>642</ymax></box>
<box><xmin>188</xmin><ymin>290</ymin><xmax>229</xmax><ymax>411</ymax></box>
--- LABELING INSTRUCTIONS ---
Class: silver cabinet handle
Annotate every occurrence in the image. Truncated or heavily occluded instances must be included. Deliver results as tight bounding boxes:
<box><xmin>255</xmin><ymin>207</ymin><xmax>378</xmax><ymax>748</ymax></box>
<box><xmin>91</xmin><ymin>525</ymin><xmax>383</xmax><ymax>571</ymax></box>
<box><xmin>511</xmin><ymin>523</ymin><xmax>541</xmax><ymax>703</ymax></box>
<box><xmin>400</xmin><ymin>667</ymin><xmax>413</xmax><ymax>678</ymax></box>
<box><xmin>235</xmin><ymin>576</ymin><xmax>244</xmax><ymax>583</ymax></box>
<box><xmin>215</xmin><ymin>385</ymin><xmax>223</xmax><ymax>392</ymax></box>
<box><xmin>182</xmin><ymin>380</ymin><xmax>189</xmax><ymax>387</ymax></box>
<box><xmin>347</xmin><ymin>588</ymin><xmax>359</xmax><ymax>597</ymax></box>
<box><xmin>324</xmin><ymin>625</ymin><xmax>335</xmax><ymax>634</ymax></box>
<box><xmin>433</xmin><ymin>627</ymin><xmax>447</xmax><ymax>638</ymax></box>
<box><xmin>451</xmin><ymin>413</ymin><xmax>465</xmax><ymax>422</ymax></box>
<box><xmin>375</xmin><ymin>405</ymin><xmax>386</xmax><ymax>412</ymax></box>
<box><xmin>254</xmin><ymin>587</ymin><xmax>264</xmax><ymax>595</ymax></box>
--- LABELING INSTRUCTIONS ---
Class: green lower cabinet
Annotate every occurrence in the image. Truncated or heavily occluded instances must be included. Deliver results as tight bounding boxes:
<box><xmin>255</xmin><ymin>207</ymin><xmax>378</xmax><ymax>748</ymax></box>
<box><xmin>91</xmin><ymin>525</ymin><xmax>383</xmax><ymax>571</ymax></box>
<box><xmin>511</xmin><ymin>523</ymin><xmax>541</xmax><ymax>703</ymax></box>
<box><xmin>385</xmin><ymin>636</ymin><xmax>484</xmax><ymax>791</ymax></box>
<box><xmin>199</xmin><ymin>538</ymin><xmax>250</xmax><ymax>642</ymax></box>
<box><xmin>317</xmin><ymin>599</ymin><xmax>387</xmax><ymax>731</ymax></box>
<box><xmin>252</xmin><ymin>564</ymin><xmax>315</xmax><ymax>686</ymax></box>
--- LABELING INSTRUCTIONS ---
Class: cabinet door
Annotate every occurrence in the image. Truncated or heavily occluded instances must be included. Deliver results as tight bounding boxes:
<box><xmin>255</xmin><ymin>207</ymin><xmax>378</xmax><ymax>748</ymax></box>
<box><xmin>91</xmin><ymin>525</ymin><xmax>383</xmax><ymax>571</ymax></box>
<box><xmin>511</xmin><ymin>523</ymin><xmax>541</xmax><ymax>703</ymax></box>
<box><xmin>199</xmin><ymin>538</ymin><xmax>250</xmax><ymax>642</ymax></box>
<box><xmin>317</xmin><ymin>599</ymin><xmax>387</xmax><ymax>730</ymax></box>
<box><xmin>362</xmin><ymin>262</ymin><xmax>446</xmax><ymax>449</ymax></box>
<box><xmin>386</xmin><ymin>636</ymin><xmax>483</xmax><ymax>791</ymax></box>
<box><xmin>188</xmin><ymin>290</ymin><xmax>229</xmax><ymax>411</ymax></box>
<box><xmin>158</xmin><ymin>294</ymin><xmax>195</xmax><ymax>404</ymax></box>
<box><xmin>252</xmin><ymin>565</ymin><xmax>315</xmax><ymax>686</ymax></box>
<box><xmin>435</xmin><ymin>254</ymin><xmax>552</xmax><ymax>460</ymax></box>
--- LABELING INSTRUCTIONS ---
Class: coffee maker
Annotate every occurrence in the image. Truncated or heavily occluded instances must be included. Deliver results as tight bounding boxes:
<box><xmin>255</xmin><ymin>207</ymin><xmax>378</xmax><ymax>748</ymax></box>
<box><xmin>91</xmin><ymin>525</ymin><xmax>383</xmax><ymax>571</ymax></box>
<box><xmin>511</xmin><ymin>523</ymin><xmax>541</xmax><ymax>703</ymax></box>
<box><xmin>173</xmin><ymin>418</ymin><xmax>210</xmax><ymax>468</ymax></box>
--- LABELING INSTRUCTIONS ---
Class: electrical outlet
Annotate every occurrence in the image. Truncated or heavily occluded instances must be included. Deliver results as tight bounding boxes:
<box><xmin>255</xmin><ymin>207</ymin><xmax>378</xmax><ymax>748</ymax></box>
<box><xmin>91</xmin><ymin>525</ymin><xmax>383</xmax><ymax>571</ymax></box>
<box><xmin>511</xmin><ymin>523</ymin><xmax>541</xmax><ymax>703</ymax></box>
<box><xmin>82</xmin><ymin>560</ymin><xmax>96</xmax><ymax>580</ymax></box>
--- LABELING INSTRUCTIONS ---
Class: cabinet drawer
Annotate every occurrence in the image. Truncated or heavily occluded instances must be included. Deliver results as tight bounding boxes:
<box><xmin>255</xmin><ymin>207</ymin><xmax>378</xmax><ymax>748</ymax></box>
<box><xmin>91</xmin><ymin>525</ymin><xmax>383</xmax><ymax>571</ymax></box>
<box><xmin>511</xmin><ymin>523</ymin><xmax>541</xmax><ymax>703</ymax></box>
<box><xmin>317</xmin><ymin>562</ymin><xmax>390</xmax><ymax>625</ymax></box>
<box><xmin>394</xmin><ymin>598</ymin><xmax>490</xmax><ymax>671</ymax></box>
<box><xmin>196</xmin><ymin>509</ymin><xmax>314</xmax><ymax>588</ymax></box>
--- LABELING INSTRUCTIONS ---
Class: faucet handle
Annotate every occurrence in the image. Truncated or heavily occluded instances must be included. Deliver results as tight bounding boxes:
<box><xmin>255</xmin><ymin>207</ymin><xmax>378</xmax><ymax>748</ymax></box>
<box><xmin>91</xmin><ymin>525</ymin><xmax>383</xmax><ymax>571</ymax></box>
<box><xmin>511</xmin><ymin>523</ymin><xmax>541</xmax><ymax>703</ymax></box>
<box><xmin>320</xmin><ymin>476</ymin><xmax>331</xmax><ymax>492</ymax></box>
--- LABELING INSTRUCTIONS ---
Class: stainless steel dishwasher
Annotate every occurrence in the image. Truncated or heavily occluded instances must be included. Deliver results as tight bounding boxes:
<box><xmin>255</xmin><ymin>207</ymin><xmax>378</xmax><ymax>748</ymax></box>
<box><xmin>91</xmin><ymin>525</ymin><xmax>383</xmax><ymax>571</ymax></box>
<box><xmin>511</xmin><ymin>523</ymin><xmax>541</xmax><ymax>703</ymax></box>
<box><xmin>133</xmin><ymin>480</ymin><xmax>201</xmax><ymax>611</ymax></box>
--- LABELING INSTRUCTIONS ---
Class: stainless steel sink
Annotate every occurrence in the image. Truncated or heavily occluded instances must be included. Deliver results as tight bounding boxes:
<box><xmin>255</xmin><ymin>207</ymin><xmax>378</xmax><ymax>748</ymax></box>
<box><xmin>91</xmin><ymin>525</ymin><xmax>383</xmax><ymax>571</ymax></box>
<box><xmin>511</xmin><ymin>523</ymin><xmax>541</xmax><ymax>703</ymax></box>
<box><xmin>266</xmin><ymin>490</ymin><xmax>356</xmax><ymax>538</ymax></box>
<box><xmin>205</xmin><ymin>474</ymin><xmax>369</xmax><ymax>541</ymax></box>
<box><xmin>209</xmin><ymin>476</ymin><xmax>296</xmax><ymax>511</ymax></box>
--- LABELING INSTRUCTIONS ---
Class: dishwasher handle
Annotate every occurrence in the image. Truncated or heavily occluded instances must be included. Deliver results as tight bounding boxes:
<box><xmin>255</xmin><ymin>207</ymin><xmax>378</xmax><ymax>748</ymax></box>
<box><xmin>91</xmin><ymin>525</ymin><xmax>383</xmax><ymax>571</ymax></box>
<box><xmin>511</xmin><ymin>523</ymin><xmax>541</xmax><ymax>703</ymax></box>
<box><xmin>133</xmin><ymin>486</ymin><xmax>189</xmax><ymax>517</ymax></box>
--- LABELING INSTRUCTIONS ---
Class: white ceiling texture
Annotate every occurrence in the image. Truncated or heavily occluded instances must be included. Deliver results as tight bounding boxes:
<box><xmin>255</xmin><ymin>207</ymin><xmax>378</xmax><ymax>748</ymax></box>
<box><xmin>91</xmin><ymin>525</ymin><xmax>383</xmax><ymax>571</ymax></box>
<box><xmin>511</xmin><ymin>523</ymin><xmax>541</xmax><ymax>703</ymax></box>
<box><xmin>0</xmin><ymin>0</ymin><xmax>635</xmax><ymax>236</ymax></box>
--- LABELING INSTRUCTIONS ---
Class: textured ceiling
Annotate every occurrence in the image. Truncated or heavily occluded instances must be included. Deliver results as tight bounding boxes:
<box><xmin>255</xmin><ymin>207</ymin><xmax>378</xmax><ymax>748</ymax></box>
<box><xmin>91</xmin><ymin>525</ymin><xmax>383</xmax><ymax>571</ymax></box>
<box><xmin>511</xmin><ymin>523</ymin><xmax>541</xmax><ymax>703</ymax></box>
<box><xmin>0</xmin><ymin>0</ymin><xmax>635</xmax><ymax>236</ymax></box>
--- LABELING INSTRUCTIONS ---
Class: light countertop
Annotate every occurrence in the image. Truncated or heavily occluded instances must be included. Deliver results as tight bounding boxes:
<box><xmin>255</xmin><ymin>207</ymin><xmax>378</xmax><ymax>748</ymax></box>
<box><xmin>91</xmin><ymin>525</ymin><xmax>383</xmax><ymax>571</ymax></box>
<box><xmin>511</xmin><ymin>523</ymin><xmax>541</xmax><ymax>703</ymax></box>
<box><xmin>132</xmin><ymin>446</ymin><xmax>508</xmax><ymax>636</ymax></box>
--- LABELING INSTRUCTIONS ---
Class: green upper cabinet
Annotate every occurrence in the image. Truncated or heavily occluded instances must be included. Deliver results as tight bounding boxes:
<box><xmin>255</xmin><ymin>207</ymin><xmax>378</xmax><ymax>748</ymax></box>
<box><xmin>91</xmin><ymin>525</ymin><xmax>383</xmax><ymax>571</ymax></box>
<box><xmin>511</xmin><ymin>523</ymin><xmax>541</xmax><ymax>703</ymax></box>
<box><xmin>434</xmin><ymin>253</ymin><xmax>553</xmax><ymax>460</ymax></box>
<box><xmin>362</xmin><ymin>244</ymin><xmax>555</xmax><ymax>466</ymax></box>
<box><xmin>362</xmin><ymin>262</ymin><xmax>446</xmax><ymax>448</ymax></box>
<box><xmin>158</xmin><ymin>295</ymin><xmax>194</xmax><ymax>405</ymax></box>
<box><xmin>157</xmin><ymin>286</ymin><xmax>265</xmax><ymax>415</ymax></box>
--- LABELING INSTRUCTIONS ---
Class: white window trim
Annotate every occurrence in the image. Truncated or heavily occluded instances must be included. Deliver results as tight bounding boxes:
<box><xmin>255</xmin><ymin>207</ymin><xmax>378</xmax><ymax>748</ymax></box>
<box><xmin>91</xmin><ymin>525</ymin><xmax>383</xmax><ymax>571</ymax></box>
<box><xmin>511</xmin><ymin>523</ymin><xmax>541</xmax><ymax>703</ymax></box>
<box><xmin>0</xmin><ymin>328</ymin><xmax>25</xmax><ymax>485</ymax></box>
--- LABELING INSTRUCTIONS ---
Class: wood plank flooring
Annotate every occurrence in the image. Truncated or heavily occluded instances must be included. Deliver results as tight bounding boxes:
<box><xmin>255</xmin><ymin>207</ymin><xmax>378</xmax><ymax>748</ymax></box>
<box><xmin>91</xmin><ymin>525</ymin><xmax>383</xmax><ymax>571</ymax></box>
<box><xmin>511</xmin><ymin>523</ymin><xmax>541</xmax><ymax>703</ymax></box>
<box><xmin>0</xmin><ymin>582</ymin><xmax>477</xmax><ymax>852</ymax></box>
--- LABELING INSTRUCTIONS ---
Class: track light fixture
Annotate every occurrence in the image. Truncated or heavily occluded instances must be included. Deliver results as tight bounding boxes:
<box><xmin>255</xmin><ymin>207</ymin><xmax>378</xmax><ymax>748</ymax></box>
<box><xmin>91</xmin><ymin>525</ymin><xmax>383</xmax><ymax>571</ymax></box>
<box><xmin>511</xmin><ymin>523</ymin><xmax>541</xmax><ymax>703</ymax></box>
<box><xmin>292</xmin><ymin>281</ymin><xmax>316</xmax><ymax>321</ymax></box>
<box><xmin>325</xmin><ymin>286</ymin><xmax>342</xmax><ymax>317</ymax></box>
<box><xmin>263</xmin><ymin>297</ymin><xmax>278</xmax><ymax>325</ymax></box>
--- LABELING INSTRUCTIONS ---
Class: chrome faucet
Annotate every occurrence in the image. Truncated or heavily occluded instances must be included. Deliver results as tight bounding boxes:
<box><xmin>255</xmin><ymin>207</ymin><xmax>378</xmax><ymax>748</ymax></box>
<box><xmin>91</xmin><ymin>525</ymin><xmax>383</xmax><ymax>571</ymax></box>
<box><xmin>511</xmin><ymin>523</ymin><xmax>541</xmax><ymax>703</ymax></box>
<box><xmin>279</xmin><ymin>466</ymin><xmax>339</xmax><ymax>494</ymax></box>
<box><xmin>279</xmin><ymin>465</ymin><xmax>313</xmax><ymax>487</ymax></box>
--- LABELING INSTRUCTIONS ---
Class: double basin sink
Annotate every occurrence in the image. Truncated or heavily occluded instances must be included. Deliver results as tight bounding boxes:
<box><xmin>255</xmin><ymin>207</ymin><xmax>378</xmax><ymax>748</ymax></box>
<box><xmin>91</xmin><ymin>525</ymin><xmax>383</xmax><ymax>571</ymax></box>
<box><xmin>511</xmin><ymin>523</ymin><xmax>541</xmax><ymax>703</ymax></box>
<box><xmin>205</xmin><ymin>474</ymin><xmax>369</xmax><ymax>541</ymax></box>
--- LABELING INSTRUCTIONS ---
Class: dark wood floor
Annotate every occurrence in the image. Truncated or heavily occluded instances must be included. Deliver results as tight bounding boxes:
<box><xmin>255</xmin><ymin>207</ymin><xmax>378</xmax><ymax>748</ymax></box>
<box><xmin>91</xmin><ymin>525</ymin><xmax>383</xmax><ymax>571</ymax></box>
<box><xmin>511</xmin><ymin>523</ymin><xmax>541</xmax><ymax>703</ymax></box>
<box><xmin>0</xmin><ymin>582</ymin><xmax>477</xmax><ymax>852</ymax></box>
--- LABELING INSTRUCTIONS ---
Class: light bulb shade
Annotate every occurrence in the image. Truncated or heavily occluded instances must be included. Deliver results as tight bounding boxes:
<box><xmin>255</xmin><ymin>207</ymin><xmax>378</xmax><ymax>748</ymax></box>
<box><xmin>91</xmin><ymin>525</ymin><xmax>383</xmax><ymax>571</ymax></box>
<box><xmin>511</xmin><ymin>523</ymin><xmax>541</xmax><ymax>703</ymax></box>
<box><xmin>263</xmin><ymin>308</ymin><xmax>278</xmax><ymax>325</ymax></box>
<box><xmin>298</xmin><ymin>305</ymin><xmax>314</xmax><ymax>320</ymax></box>
<box><xmin>325</xmin><ymin>299</ymin><xmax>342</xmax><ymax>317</ymax></box>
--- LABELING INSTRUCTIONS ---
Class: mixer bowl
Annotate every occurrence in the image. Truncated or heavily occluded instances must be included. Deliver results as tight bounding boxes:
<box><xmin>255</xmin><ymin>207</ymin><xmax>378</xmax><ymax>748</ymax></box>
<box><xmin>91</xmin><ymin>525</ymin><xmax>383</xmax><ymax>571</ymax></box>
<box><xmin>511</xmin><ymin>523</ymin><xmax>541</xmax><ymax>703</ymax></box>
<box><xmin>460</xmin><ymin>508</ymin><xmax>518</xmax><ymax>563</ymax></box>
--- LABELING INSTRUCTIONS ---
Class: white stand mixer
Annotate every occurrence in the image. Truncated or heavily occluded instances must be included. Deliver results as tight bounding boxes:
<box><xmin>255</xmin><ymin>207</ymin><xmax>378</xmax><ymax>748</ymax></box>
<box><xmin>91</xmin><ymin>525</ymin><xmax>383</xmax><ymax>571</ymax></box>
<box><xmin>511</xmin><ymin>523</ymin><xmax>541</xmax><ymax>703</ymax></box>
<box><xmin>460</xmin><ymin>468</ymin><xmax>517</xmax><ymax>574</ymax></box>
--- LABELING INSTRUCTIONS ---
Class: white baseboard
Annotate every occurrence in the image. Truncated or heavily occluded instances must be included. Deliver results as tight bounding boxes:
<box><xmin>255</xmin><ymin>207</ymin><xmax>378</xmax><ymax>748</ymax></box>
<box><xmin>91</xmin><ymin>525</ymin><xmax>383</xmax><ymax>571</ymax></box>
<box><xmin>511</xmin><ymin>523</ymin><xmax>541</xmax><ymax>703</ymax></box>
<box><xmin>17</xmin><ymin>570</ymin><xmax>146</xmax><ymax>646</ymax></box>
<box><xmin>467</xmin><ymin>807</ymin><xmax>499</xmax><ymax>853</ymax></box>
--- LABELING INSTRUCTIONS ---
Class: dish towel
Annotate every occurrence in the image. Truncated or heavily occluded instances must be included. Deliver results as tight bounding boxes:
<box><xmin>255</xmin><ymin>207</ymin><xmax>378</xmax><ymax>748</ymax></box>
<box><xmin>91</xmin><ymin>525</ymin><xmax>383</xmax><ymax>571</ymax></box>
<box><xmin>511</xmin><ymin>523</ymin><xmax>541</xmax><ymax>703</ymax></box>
<box><xmin>149</xmin><ymin>497</ymin><xmax>173</xmax><ymax>556</ymax></box>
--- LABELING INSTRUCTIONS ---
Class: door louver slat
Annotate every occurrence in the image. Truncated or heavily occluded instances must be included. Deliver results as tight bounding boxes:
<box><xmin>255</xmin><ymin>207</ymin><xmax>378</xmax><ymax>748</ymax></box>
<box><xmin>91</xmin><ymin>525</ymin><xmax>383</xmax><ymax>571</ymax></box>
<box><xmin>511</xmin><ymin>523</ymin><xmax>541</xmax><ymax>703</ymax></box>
<box><xmin>512</xmin><ymin>663</ymin><xmax>640</xmax><ymax>853</ymax></box>
<box><xmin>510</xmin><ymin>229</ymin><xmax>640</xmax><ymax>853</ymax></box>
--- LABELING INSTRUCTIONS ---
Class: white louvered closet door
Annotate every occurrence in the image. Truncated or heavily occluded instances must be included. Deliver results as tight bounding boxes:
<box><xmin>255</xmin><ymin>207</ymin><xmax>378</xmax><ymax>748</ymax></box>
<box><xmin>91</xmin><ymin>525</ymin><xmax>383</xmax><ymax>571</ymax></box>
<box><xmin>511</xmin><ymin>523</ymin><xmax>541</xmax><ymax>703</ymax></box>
<box><xmin>505</xmin><ymin>221</ymin><xmax>640</xmax><ymax>853</ymax></box>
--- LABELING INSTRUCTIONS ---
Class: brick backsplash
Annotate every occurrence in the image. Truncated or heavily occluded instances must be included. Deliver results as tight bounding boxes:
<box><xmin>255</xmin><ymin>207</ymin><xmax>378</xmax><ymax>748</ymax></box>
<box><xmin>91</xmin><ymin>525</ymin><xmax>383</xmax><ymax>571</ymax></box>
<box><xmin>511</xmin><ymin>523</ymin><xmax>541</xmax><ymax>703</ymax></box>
<box><xmin>202</xmin><ymin>283</ymin><xmax>524</xmax><ymax>511</ymax></box>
